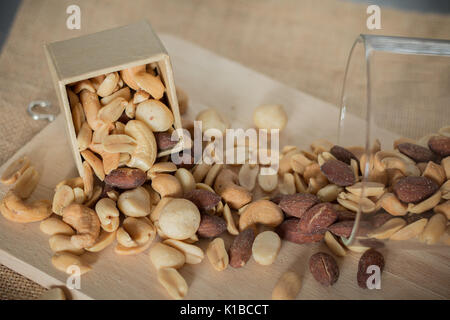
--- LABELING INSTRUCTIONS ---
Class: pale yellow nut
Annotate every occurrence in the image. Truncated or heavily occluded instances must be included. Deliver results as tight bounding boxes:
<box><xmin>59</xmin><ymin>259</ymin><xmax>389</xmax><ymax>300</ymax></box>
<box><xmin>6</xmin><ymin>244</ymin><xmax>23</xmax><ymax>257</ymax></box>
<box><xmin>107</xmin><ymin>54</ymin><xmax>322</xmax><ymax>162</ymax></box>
<box><xmin>223</xmin><ymin>203</ymin><xmax>239</xmax><ymax>235</ymax></box>
<box><xmin>80</xmin><ymin>150</ymin><xmax>105</xmax><ymax>181</ymax></box>
<box><xmin>120</xmin><ymin>66</ymin><xmax>145</xmax><ymax>91</ymax></box>
<box><xmin>125</xmin><ymin>101</ymin><xmax>136</xmax><ymax>119</ymax></box>
<box><xmin>441</xmin><ymin>226</ymin><xmax>450</xmax><ymax>246</ymax></box>
<box><xmin>239</xmin><ymin>200</ymin><xmax>284</xmax><ymax>231</ymax></box>
<box><xmin>434</xmin><ymin>200</ymin><xmax>450</xmax><ymax>219</ymax></box>
<box><xmin>175</xmin><ymin>168</ymin><xmax>196</xmax><ymax>193</ymax></box>
<box><xmin>378</xmin><ymin>193</ymin><xmax>408</xmax><ymax>216</ymax></box>
<box><xmin>196</xmin><ymin>108</ymin><xmax>230</xmax><ymax>136</ymax></box>
<box><xmin>133</xmin><ymin>71</ymin><xmax>165</xmax><ymax>100</ymax></box>
<box><xmin>68</xmin><ymin>90</ymin><xmax>85</xmax><ymax>135</ymax></box>
<box><xmin>102</xmin><ymin>216</ymin><xmax>120</xmax><ymax>233</ymax></box>
<box><xmin>151</xmin><ymin>173</ymin><xmax>183</xmax><ymax>198</ymax></box>
<box><xmin>89</xmin><ymin>75</ymin><xmax>105</xmax><ymax>90</ymax></box>
<box><xmin>114</xmin><ymin>240</ymin><xmax>152</xmax><ymax>255</ymax></box>
<box><xmin>422</xmin><ymin>161</ymin><xmax>446</xmax><ymax>186</ymax></box>
<box><xmin>0</xmin><ymin>156</ymin><xmax>30</xmax><ymax>185</ymax></box>
<box><xmin>51</xmin><ymin>252</ymin><xmax>91</xmax><ymax>275</ymax></box>
<box><xmin>95</xmin><ymin>198</ymin><xmax>120</xmax><ymax>226</ymax></box>
<box><xmin>149</xmin><ymin>197</ymin><xmax>173</xmax><ymax>222</ymax></box>
<box><xmin>157</xmin><ymin>267</ymin><xmax>188</xmax><ymax>300</ymax></box>
<box><xmin>82</xmin><ymin>161</ymin><xmax>94</xmax><ymax>200</ymax></box>
<box><xmin>73</xmin><ymin>187</ymin><xmax>86</xmax><ymax>204</ymax></box>
<box><xmin>374</xmin><ymin>151</ymin><xmax>419</xmax><ymax>176</ymax></box>
<box><xmin>102</xmin><ymin>134</ymin><xmax>137</xmax><ymax>154</ymax></box>
<box><xmin>346</xmin><ymin>182</ymin><xmax>385</xmax><ymax>198</ymax></box>
<box><xmin>310</xmin><ymin>139</ymin><xmax>333</xmax><ymax>155</ymax></box>
<box><xmin>195</xmin><ymin>183</ymin><xmax>216</xmax><ymax>193</ymax></box>
<box><xmin>176</xmin><ymin>86</ymin><xmax>188</xmax><ymax>115</ymax></box>
<box><xmin>84</xmin><ymin>185</ymin><xmax>103</xmax><ymax>208</ymax></box>
<box><xmin>56</xmin><ymin>177</ymin><xmax>84</xmax><ymax>190</ymax></box>
<box><xmin>85</xmin><ymin>230</ymin><xmax>116</xmax><ymax>252</ymax></box>
<box><xmin>147</xmin><ymin>162</ymin><xmax>177</xmax><ymax>180</ymax></box>
<box><xmin>390</xmin><ymin>218</ymin><xmax>428</xmax><ymax>241</ymax></box>
<box><xmin>158</xmin><ymin>199</ymin><xmax>200</xmax><ymax>240</ymax></box>
<box><xmin>407</xmin><ymin>191</ymin><xmax>441</xmax><ymax>214</ymax></box>
<box><xmin>324</xmin><ymin>231</ymin><xmax>346</xmax><ymax>257</ymax></box>
<box><xmin>252</xmin><ymin>231</ymin><xmax>281</xmax><ymax>266</ymax></box>
<box><xmin>441</xmin><ymin>181</ymin><xmax>450</xmax><ymax>200</ymax></box>
<box><xmin>253</xmin><ymin>104</ymin><xmax>287</xmax><ymax>131</ymax></box>
<box><xmin>62</xmin><ymin>204</ymin><xmax>101</xmax><ymax>248</ymax></box>
<box><xmin>96</xmin><ymin>72</ymin><xmax>119</xmax><ymax>97</ymax></box>
<box><xmin>293</xmin><ymin>172</ymin><xmax>307</xmax><ymax>193</ymax></box>
<box><xmin>91</xmin><ymin>122</ymin><xmax>114</xmax><ymax>145</ymax></box>
<box><xmin>441</xmin><ymin>157</ymin><xmax>450</xmax><ymax>180</ymax></box>
<box><xmin>133</xmin><ymin>89</ymin><xmax>150</xmax><ymax>104</ymax></box>
<box><xmin>122</xmin><ymin>216</ymin><xmax>156</xmax><ymax>246</ymax></box>
<box><xmin>72</xmin><ymin>79</ymin><xmax>95</xmax><ymax>94</ymax></box>
<box><xmin>290</xmin><ymin>153</ymin><xmax>312</xmax><ymax>174</ymax></box>
<box><xmin>278</xmin><ymin>149</ymin><xmax>300</xmax><ymax>175</ymax></box>
<box><xmin>350</xmin><ymin>159</ymin><xmax>360</xmax><ymax>182</ymax></box>
<box><xmin>439</xmin><ymin>125</ymin><xmax>450</xmax><ymax>137</ymax></box>
<box><xmin>40</xmin><ymin>217</ymin><xmax>74</xmax><ymax>236</ymax></box>
<box><xmin>79</xmin><ymin>89</ymin><xmax>103</xmax><ymax>131</ymax></box>
<box><xmin>317</xmin><ymin>151</ymin><xmax>337</xmax><ymax>166</ymax></box>
<box><xmin>116</xmin><ymin>227</ymin><xmax>138</xmax><ymax>248</ymax></box>
<box><xmin>100</xmin><ymin>86</ymin><xmax>131</xmax><ymax>105</ymax></box>
<box><xmin>135</xmin><ymin>100</ymin><xmax>174</xmax><ymax>132</ymax></box>
<box><xmin>272</xmin><ymin>271</ymin><xmax>301</xmax><ymax>300</ymax></box>
<box><xmin>368</xmin><ymin>218</ymin><xmax>406</xmax><ymax>239</ymax></box>
<box><xmin>149</xmin><ymin>243</ymin><xmax>186</xmax><ymax>270</ymax></box>
<box><xmin>49</xmin><ymin>234</ymin><xmax>84</xmax><ymax>255</ymax></box>
<box><xmin>317</xmin><ymin>184</ymin><xmax>343</xmax><ymax>202</ymax></box>
<box><xmin>206</xmin><ymin>238</ymin><xmax>229</xmax><ymax>271</ymax></box>
<box><xmin>76</xmin><ymin>122</ymin><xmax>92</xmax><ymax>152</ymax></box>
<box><xmin>117</xmin><ymin>187</ymin><xmax>152</xmax><ymax>217</ymax></box>
<box><xmin>204</xmin><ymin>163</ymin><xmax>224</xmax><ymax>187</ymax></box>
<box><xmin>113</xmin><ymin>121</ymin><xmax>126</xmax><ymax>134</ymax></box>
<box><xmin>419</xmin><ymin>213</ymin><xmax>447</xmax><ymax>245</ymax></box>
<box><xmin>101</xmin><ymin>151</ymin><xmax>120</xmax><ymax>175</ymax></box>
<box><xmin>52</xmin><ymin>185</ymin><xmax>75</xmax><ymax>216</ymax></box>
<box><xmin>163</xmin><ymin>239</ymin><xmax>204</xmax><ymax>264</ymax></box>
<box><xmin>337</xmin><ymin>195</ymin><xmax>376</xmax><ymax>213</ymax></box>
<box><xmin>13</xmin><ymin>166</ymin><xmax>40</xmax><ymax>199</ymax></box>
<box><xmin>97</xmin><ymin>97</ymin><xmax>127</xmax><ymax>123</ymax></box>
<box><xmin>124</xmin><ymin>120</ymin><xmax>157</xmax><ymax>172</ymax></box>
<box><xmin>192</xmin><ymin>163</ymin><xmax>212</xmax><ymax>183</ymax></box>
<box><xmin>279</xmin><ymin>173</ymin><xmax>296</xmax><ymax>195</ymax></box>
<box><xmin>238</xmin><ymin>164</ymin><xmax>259</xmax><ymax>191</ymax></box>
<box><xmin>258</xmin><ymin>171</ymin><xmax>278</xmax><ymax>193</ymax></box>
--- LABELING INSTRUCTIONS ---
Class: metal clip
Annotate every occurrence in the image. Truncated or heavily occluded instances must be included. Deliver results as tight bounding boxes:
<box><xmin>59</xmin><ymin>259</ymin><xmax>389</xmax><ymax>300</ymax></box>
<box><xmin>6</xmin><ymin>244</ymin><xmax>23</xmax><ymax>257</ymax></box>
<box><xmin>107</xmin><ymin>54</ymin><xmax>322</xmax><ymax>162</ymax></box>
<box><xmin>27</xmin><ymin>100</ymin><xmax>57</xmax><ymax>122</ymax></box>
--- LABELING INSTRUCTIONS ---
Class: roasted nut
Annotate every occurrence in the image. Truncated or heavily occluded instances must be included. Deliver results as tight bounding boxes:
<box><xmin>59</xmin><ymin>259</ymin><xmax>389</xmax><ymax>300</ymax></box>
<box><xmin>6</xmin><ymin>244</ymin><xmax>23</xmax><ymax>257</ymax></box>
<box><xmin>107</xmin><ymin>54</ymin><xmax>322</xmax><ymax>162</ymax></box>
<box><xmin>324</xmin><ymin>231</ymin><xmax>346</xmax><ymax>257</ymax></box>
<box><xmin>133</xmin><ymin>71</ymin><xmax>165</xmax><ymax>100</ymax></box>
<box><xmin>158</xmin><ymin>199</ymin><xmax>201</xmax><ymax>240</ymax></box>
<box><xmin>135</xmin><ymin>100</ymin><xmax>174</xmax><ymax>132</ymax></box>
<box><xmin>379</xmin><ymin>193</ymin><xmax>408</xmax><ymax>216</ymax></box>
<box><xmin>105</xmin><ymin>167</ymin><xmax>146</xmax><ymax>189</ymax></box>
<box><xmin>117</xmin><ymin>186</ymin><xmax>151</xmax><ymax>217</ymax></box>
<box><xmin>204</xmin><ymin>163</ymin><xmax>224</xmax><ymax>187</ymax></box>
<box><xmin>149</xmin><ymin>243</ymin><xmax>186</xmax><ymax>270</ymax></box>
<box><xmin>80</xmin><ymin>150</ymin><xmax>105</xmax><ymax>181</ymax></box>
<box><xmin>311</xmin><ymin>139</ymin><xmax>334</xmax><ymax>155</ymax></box>
<box><xmin>253</xmin><ymin>104</ymin><xmax>287</xmax><ymax>131</ymax></box>
<box><xmin>276</xmin><ymin>218</ymin><xmax>325</xmax><ymax>244</ymax></box>
<box><xmin>390</xmin><ymin>218</ymin><xmax>428</xmax><ymax>241</ymax></box>
<box><xmin>197</xmin><ymin>214</ymin><xmax>227</xmax><ymax>238</ymax></box>
<box><xmin>196</xmin><ymin>108</ymin><xmax>230</xmax><ymax>135</ymax></box>
<box><xmin>147</xmin><ymin>162</ymin><xmax>177</xmax><ymax>179</ymax></box>
<box><xmin>279</xmin><ymin>173</ymin><xmax>296</xmax><ymax>195</ymax></box>
<box><xmin>278</xmin><ymin>193</ymin><xmax>319</xmax><ymax>218</ymax></box>
<box><xmin>52</xmin><ymin>185</ymin><xmax>75</xmax><ymax>215</ymax></box>
<box><xmin>102</xmin><ymin>134</ymin><xmax>137</xmax><ymax>154</ymax></box>
<box><xmin>51</xmin><ymin>252</ymin><xmax>91</xmax><ymax>275</ymax></box>
<box><xmin>98</xmin><ymin>97</ymin><xmax>127</xmax><ymax>123</ymax></box>
<box><xmin>330</xmin><ymin>145</ymin><xmax>358</xmax><ymax>165</ymax></box>
<box><xmin>155</xmin><ymin>131</ymin><xmax>179</xmax><ymax>151</ymax></box>
<box><xmin>257</xmin><ymin>171</ymin><xmax>278</xmax><ymax>192</ymax></box>
<box><xmin>434</xmin><ymin>200</ymin><xmax>450</xmax><ymax>219</ymax></box>
<box><xmin>84</xmin><ymin>185</ymin><xmax>102</xmax><ymax>208</ymax></box>
<box><xmin>133</xmin><ymin>90</ymin><xmax>150</xmax><ymax>104</ymax></box>
<box><xmin>124</xmin><ymin>120</ymin><xmax>157</xmax><ymax>172</ymax></box>
<box><xmin>206</xmin><ymin>237</ymin><xmax>229</xmax><ymax>271</ymax></box>
<box><xmin>62</xmin><ymin>203</ymin><xmax>101</xmax><ymax>248</ymax></box>
<box><xmin>422</xmin><ymin>161</ymin><xmax>446</xmax><ymax>186</ymax></box>
<box><xmin>0</xmin><ymin>191</ymin><xmax>51</xmax><ymax>223</ymax></box>
<box><xmin>68</xmin><ymin>89</ymin><xmax>85</xmax><ymax>135</ymax></box>
<box><xmin>214</xmin><ymin>169</ymin><xmax>252</xmax><ymax>210</ymax></box>
<box><xmin>419</xmin><ymin>213</ymin><xmax>447</xmax><ymax>245</ymax></box>
<box><xmin>320</xmin><ymin>160</ymin><xmax>355</xmax><ymax>187</ymax></box>
<box><xmin>96</xmin><ymin>72</ymin><xmax>119</xmax><ymax>97</ymax></box>
<box><xmin>239</xmin><ymin>200</ymin><xmax>284</xmax><ymax>231</ymax></box>
<box><xmin>374</xmin><ymin>151</ymin><xmax>419</xmax><ymax>176</ymax></box>
<box><xmin>163</xmin><ymin>239</ymin><xmax>204</xmax><ymax>264</ymax></box>
<box><xmin>442</xmin><ymin>157</ymin><xmax>450</xmax><ymax>179</ymax></box>
<box><xmin>393</xmin><ymin>176</ymin><xmax>439</xmax><ymax>203</ymax></box>
<box><xmin>40</xmin><ymin>217</ymin><xmax>74</xmax><ymax>236</ymax></box>
<box><xmin>229</xmin><ymin>228</ymin><xmax>255</xmax><ymax>268</ymax></box>
<box><xmin>337</xmin><ymin>192</ymin><xmax>376</xmax><ymax>213</ymax></box>
<box><xmin>1</xmin><ymin>156</ymin><xmax>30</xmax><ymax>185</ymax></box>
<box><xmin>184</xmin><ymin>189</ymin><xmax>221</xmax><ymax>212</ymax></box>
<box><xmin>49</xmin><ymin>234</ymin><xmax>84</xmax><ymax>255</ymax></box>
<box><xmin>317</xmin><ymin>184</ymin><xmax>342</xmax><ymax>202</ymax></box>
<box><xmin>309</xmin><ymin>252</ymin><xmax>339</xmax><ymax>286</ymax></box>
<box><xmin>12</xmin><ymin>166</ymin><xmax>40</xmax><ymax>199</ymax></box>
<box><xmin>79</xmin><ymin>89</ymin><xmax>103</xmax><ymax>131</ymax></box>
<box><xmin>368</xmin><ymin>218</ymin><xmax>406</xmax><ymax>239</ymax></box>
<box><xmin>114</xmin><ymin>240</ymin><xmax>152</xmax><ymax>255</ymax></box>
<box><xmin>346</xmin><ymin>182</ymin><xmax>385</xmax><ymax>197</ymax></box>
<box><xmin>117</xmin><ymin>217</ymin><xmax>156</xmax><ymax>247</ymax></box>
<box><xmin>157</xmin><ymin>267</ymin><xmax>188</xmax><ymax>300</ymax></box>
<box><xmin>272</xmin><ymin>271</ymin><xmax>301</xmax><ymax>300</ymax></box>
<box><xmin>299</xmin><ymin>203</ymin><xmax>338</xmax><ymax>233</ymax></box>
<box><xmin>357</xmin><ymin>249</ymin><xmax>384</xmax><ymax>289</ymax></box>
<box><xmin>328</xmin><ymin>220</ymin><xmax>371</xmax><ymax>238</ymax></box>
<box><xmin>82</xmin><ymin>161</ymin><xmax>94</xmax><ymax>199</ymax></box>
<box><xmin>95</xmin><ymin>197</ymin><xmax>120</xmax><ymax>230</ymax></box>
<box><xmin>397</xmin><ymin>143</ymin><xmax>436</xmax><ymax>163</ymax></box>
<box><xmin>252</xmin><ymin>231</ymin><xmax>281</xmax><ymax>266</ymax></box>
<box><xmin>120</xmin><ymin>66</ymin><xmax>144</xmax><ymax>91</ymax></box>
<box><xmin>223</xmin><ymin>203</ymin><xmax>239</xmax><ymax>235</ymax></box>
<box><xmin>428</xmin><ymin>135</ymin><xmax>450</xmax><ymax>157</ymax></box>
<box><xmin>192</xmin><ymin>163</ymin><xmax>212</xmax><ymax>183</ymax></box>
<box><xmin>152</xmin><ymin>173</ymin><xmax>183</xmax><ymax>198</ymax></box>
<box><xmin>279</xmin><ymin>149</ymin><xmax>300</xmax><ymax>175</ymax></box>
<box><xmin>100</xmin><ymin>87</ymin><xmax>131</xmax><ymax>105</ymax></box>
<box><xmin>85</xmin><ymin>230</ymin><xmax>116</xmax><ymax>252</ymax></box>
<box><xmin>175</xmin><ymin>168</ymin><xmax>196</xmax><ymax>193</ymax></box>
<box><xmin>407</xmin><ymin>191</ymin><xmax>441</xmax><ymax>214</ymax></box>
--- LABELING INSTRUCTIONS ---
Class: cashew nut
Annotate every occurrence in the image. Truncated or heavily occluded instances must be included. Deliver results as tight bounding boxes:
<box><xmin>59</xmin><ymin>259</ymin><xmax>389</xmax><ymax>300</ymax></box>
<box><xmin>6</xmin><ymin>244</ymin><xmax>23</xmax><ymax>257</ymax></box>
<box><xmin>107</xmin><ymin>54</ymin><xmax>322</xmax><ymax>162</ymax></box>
<box><xmin>0</xmin><ymin>156</ymin><xmax>30</xmax><ymax>185</ymax></box>
<box><xmin>85</xmin><ymin>230</ymin><xmax>116</xmax><ymax>252</ymax></box>
<box><xmin>239</xmin><ymin>199</ymin><xmax>284</xmax><ymax>231</ymax></box>
<box><xmin>52</xmin><ymin>185</ymin><xmax>75</xmax><ymax>215</ymax></box>
<box><xmin>0</xmin><ymin>191</ymin><xmax>51</xmax><ymax>223</ymax></box>
<box><xmin>124</xmin><ymin>120</ymin><xmax>157</xmax><ymax>171</ymax></box>
<box><xmin>49</xmin><ymin>234</ymin><xmax>85</xmax><ymax>255</ymax></box>
<box><xmin>13</xmin><ymin>166</ymin><xmax>40</xmax><ymax>199</ymax></box>
<box><xmin>102</xmin><ymin>134</ymin><xmax>137</xmax><ymax>154</ymax></box>
<box><xmin>51</xmin><ymin>252</ymin><xmax>91</xmax><ymax>275</ymax></box>
<box><xmin>151</xmin><ymin>173</ymin><xmax>183</xmax><ymax>198</ymax></box>
<box><xmin>62</xmin><ymin>203</ymin><xmax>101</xmax><ymax>248</ymax></box>
<box><xmin>214</xmin><ymin>168</ymin><xmax>252</xmax><ymax>210</ymax></box>
<box><xmin>95</xmin><ymin>198</ymin><xmax>120</xmax><ymax>229</ymax></box>
<box><xmin>374</xmin><ymin>151</ymin><xmax>419</xmax><ymax>176</ymax></box>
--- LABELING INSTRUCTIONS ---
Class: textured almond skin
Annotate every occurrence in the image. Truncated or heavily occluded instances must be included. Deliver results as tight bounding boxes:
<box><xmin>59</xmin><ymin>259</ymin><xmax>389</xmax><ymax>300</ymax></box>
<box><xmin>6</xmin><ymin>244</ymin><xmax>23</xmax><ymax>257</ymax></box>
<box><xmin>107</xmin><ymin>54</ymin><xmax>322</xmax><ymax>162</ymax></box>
<box><xmin>330</xmin><ymin>145</ymin><xmax>358</xmax><ymax>165</ymax></box>
<box><xmin>370</xmin><ymin>212</ymin><xmax>393</xmax><ymax>228</ymax></box>
<box><xmin>393</xmin><ymin>176</ymin><xmax>439</xmax><ymax>203</ymax></box>
<box><xmin>299</xmin><ymin>203</ymin><xmax>338</xmax><ymax>233</ymax></box>
<box><xmin>155</xmin><ymin>131</ymin><xmax>179</xmax><ymax>151</ymax></box>
<box><xmin>309</xmin><ymin>252</ymin><xmax>339</xmax><ymax>286</ymax></box>
<box><xmin>328</xmin><ymin>220</ymin><xmax>371</xmax><ymax>238</ymax></box>
<box><xmin>184</xmin><ymin>189</ymin><xmax>221</xmax><ymax>211</ymax></box>
<box><xmin>278</xmin><ymin>193</ymin><xmax>319</xmax><ymax>218</ymax></box>
<box><xmin>428</xmin><ymin>136</ymin><xmax>450</xmax><ymax>157</ymax></box>
<box><xmin>320</xmin><ymin>160</ymin><xmax>355</xmax><ymax>187</ymax></box>
<box><xmin>357</xmin><ymin>249</ymin><xmax>385</xmax><ymax>289</ymax></box>
<box><xmin>197</xmin><ymin>214</ymin><xmax>227</xmax><ymax>238</ymax></box>
<box><xmin>229</xmin><ymin>228</ymin><xmax>255</xmax><ymax>268</ymax></box>
<box><xmin>397</xmin><ymin>143</ymin><xmax>436</xmax><ymax>163</ymax></box>
<box><xmin>336</xmin><ymin>210</ymin><xmax>356</xmax><ymax>222</ymax></box>
<box><xmin>276</xmin><ymin>219</ymin><xmax>325</xmax><ymax>244</ymax></box>
<box><xmin>104</xmin><ymin>168</ymin><xmax>146</xmax><ymax>189</ymax></box>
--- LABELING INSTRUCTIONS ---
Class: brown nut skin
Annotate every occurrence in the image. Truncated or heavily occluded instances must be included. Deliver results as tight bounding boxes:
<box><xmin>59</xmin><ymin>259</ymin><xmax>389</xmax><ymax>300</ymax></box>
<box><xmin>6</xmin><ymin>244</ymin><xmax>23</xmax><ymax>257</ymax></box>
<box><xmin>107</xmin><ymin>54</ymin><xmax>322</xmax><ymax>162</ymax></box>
<box><xmin>327</xmin><ymin>220</ymin><xmax>371</xmax><ymax>238</ymax></box>
<box><xmin>299</xmin><ymin>203</ymin><xmax>338</xmax><ymax>233</ymax></box>
<box><xmin>184</xmin><ymin>189</ymin><xmax>221</xmax><ymax>212</ymax></box>
<box><xmin>397</xmin><ymin>143</ymin><xmax>436</xmax><ymax>163</ymax></box>
<box><xmin>276</xmin><ymin>218</ymin><xmax>325</xmax><ymax>244</ymax></box>
<box><xmin>357</xmin><ymin>249</ymin><xmax>385</xmax><ymax>289</ymax></box>
<box><xmin>278</xmin><ymin>193</ymin><xmax>319</xmax><ymax>218</ymax></box>
<box><xmin>393</xmin><ymin>176</ymin><xmax>439</xmax><ymax>204</ymax></box>
<box><xmin>309</xmin><ymin>252</ymin><xmax>339</xmax><ymax>286</ymax></box>
<box><xmin>321</xmin><ymin>160</ymin><xmax>355</xmax><ymax>187</ymax></box>
<box><xmin>330</xmin><ymin>145</ymin><xmax>358</xmax><ymax>165</ymax></box>
<box><xmin>229</xmin><ymin>228</ymin><xmax>255</xmax><ymax>268</ymax></box>
<box><xmin>336</xmin><ymin>210</ymin><xmax>356</xmax><ymax>222</ymax></box>
<box><xmin>155</xmin><ymin>132</ymin><xmax>179</xmax><ymax>151</ymax></box>
<box><xmin>428</xmin><ymin>135</ymin><xmax>450</xmax><ymax>157</ymax></box>
<box><xmin>197</xmin><ymin>214</ymin><xmax>227</xmax><ymax>238</ymax></box>
<box><xmin>104</xmin><ymin>168</ymin><xmax>146</xmax><ymax>190</ymax></box>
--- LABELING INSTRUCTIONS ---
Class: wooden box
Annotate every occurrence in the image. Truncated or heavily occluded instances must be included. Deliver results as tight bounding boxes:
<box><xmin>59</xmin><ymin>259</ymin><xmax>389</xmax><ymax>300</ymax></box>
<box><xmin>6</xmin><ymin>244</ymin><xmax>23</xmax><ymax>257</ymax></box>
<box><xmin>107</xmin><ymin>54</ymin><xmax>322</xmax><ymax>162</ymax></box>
<box><xmin>44</xmin><ymin>20</ymin><xmax>183</xmax><ymax>176</ymax></box>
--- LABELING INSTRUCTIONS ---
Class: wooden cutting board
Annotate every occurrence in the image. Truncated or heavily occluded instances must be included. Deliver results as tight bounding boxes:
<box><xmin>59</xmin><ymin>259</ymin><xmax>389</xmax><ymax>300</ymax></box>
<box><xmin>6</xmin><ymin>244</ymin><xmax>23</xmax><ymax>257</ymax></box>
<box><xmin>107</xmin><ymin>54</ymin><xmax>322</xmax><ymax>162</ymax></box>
<box><xmin>0</xmin><ymin>35</ymin><xmax>448</xmax><ymax>300</ymax></box>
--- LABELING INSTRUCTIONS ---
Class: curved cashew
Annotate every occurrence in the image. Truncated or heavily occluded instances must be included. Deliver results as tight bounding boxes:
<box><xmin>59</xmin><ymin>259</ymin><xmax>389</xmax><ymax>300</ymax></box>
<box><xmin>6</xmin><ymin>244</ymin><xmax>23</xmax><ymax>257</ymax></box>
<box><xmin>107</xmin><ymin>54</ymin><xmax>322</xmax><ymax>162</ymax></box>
<box><xmin>214</xmin><ymin>168</ymin><xmax>252</xmax><ymax>210</ymax></box>
<box><xmin>239</xmin><ymin>200</ymin><xmax>284</xmax><ymax>231</ymax></box>
<box><xmin>80</xmin><ymin>149</ymin><xmax>105</xmax><ymax>181</ymax></box>
<box><xmin>62</xmin><ymin>203</ymin><xmax>101</xmax><ymax>248</ymax></box>
<box><xmin>120</xmin><ymin>65</ymin><xmax>145</xmax><ymax>90</ymax></box>
<box><xmin>374</xmin><ymin>151</ymin><xmax>419</xmax><ymax>176</ymax></box>
<box><xmin>96</xmin><ymin>72</ymin><xmax>119</xmax><ymax>97</ymax></box>
<box><xmin>56</xmin><ymin>177</ymin><xmax>84</xmax><ymax>190</ymax></box>
<box><xmin>151</xmin><ymin>173</ymin><xmax>183</xmax><ymax>198</ymax></box>
<box><xmin>72</xmin><ymin>79</ymin><xmax>95</xmax><ymax>94</ymax></box>
<box><xmin>95</xmin><ymin>198</ymin><xmax>120</xmax><ymax>228</ymax></box>
<box><xmin>52</xmin><ymin>185</ymin><xmax>75</xmax><ymax>215</ymax></box>
<box><xmin>117</xmin><ymin>186</ymin><xmax>152</xmax><ymax>217</ymax></box>
<box><xmin>13</xmin><ymin>166</ymin><xmax>40</xmax><ymax>199</ymax></box>
<box><xmin>0</xmin><ymin>191</ymin><xmax>51</xmax><ymax>223</ymax></box>
<box><xmin>124</xmin><ymin>120</ymin><xmax>157</xmax><ymax>172</ymax></box>
<box><xmin>102</xmin><ymin>134</ymin><xmax>137</xmax><ymax>154</ymax></box>
<box><xmin>79</xmin><ymin>89</ymin><xmax>104</xmax><ymax>131</ymax></box>
<box><xmin>49</xmin><ymin>234</ymin><xmax>85</xmax><ymax>255</ymax></box>
<box><xmin>0</xmin><ymin>156</ymin><xmax>30</xmax><ymax>185</ymax></box>
<box><xmin>85</xmin><ymin>230</ymin><xmax>116</xmax><ymax>252</ymax></box>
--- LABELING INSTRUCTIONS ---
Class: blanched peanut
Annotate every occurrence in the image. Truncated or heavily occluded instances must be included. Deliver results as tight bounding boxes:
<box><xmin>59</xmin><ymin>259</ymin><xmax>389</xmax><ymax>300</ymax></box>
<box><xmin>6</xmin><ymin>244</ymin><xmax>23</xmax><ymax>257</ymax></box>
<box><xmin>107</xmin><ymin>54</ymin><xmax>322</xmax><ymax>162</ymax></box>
<box><xmin>238</xmin><ymin>164</ymin><xmax>259</xmax><ymax>191</ymax></box>
<box><xmin>419</xmin><ymin>213</ymin><xmax>447</xmax><ymax>245</ymax></box>
<box><xmin>223</xmin><ymin>203</ymin><xmax>239</xmax><ymax>235</ymax></box>
<box><xmin>135</xmin><ymin>100</ymin><xmax>174</xmax><ymax>132</ymax></box>
<box><xmin>52</xmin><ymin>185</ymin><xmax>75</xmax><ymax>216</ymax></box>
<box><xmin>324</xmin><ymin>231</ymin><xmax>346</xmax><ymax>257</ymax></box>
<box><xmin>175</xmin><ymin>168</ymin><xmax>196</xmax><ymax>193</ymax></box>
<box><xmin>253</xmin><ymin>104</ymin><xmax>287</xmax><ymax>131</ymax></box>
<box><xmin>368</xmin><ymin>218</ymin><xmax>406</xmax><ymax>239</ymax></box>
<box><xmin>157</xmin><ymin>267</ymin><xmax>188</xmax><ymax>300</ymax></box>
<box><xmin>158</xmin><ymin>199</ymin><xmax>200</xmax><ymax>240</ymax></box>
<box><xmin>117</xmin><ymin>187</ymin><xmax>151</xmax><ymax>217</ymax></box>
<box><xmin>252</xmin><ymin>231</ymin><xmax>281</xmax><ymax>266</ymax></box>
<box><xmin>149</xmin><ymin>243</ymin><xmax>185</xmax><ymax>270</ymax></box>
<box><xmin>40</xmin><ymin>217</ymin><xmax>75</xmax><ymax>236</ymax></box>
<box><xmin>272</xmin><ymin>271</ymin><xmax>301</xmax><ymax>300</ymax></box>
<box><xmin>206</xmin><ymin>238</ymin><xmax>229</xmax><ymax>271</ymax></box>
<box><xmin>258</xmin><ymin>171</ymin><xmax>278</xmax><ymax>192</ymax></box>
<box><xmin>163</xmin><ymin>239</ymin><xmax>204</xmax><ymax>264</ymax></box>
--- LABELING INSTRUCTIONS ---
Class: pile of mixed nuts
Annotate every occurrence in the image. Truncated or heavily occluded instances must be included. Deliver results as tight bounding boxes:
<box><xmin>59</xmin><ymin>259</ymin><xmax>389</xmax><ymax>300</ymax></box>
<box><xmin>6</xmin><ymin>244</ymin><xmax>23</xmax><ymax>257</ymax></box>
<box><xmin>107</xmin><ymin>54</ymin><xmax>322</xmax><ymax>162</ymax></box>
<box><xmin>0</xmin><ymin>63</ymin><xmax>449</xmax><ymax>299</ymax></box>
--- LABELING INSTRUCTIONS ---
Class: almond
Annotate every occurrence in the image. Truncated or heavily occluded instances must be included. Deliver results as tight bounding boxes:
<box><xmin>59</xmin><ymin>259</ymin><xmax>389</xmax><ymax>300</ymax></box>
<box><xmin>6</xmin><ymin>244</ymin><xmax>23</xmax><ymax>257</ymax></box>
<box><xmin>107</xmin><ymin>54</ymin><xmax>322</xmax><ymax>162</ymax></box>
<box><xmin>299</xmin><ymin>203</ymin><xmax>338</xmax><ymax>233</ymax></box>
<box><xmin>428</xmin><ymin>135</ymin><xmax>450</xmax><ymax>157</ymax></box>
<box><xmin>330</xmin><ymin>145</ymin><xmax>358</xmax><ymax>165</ymax></box>
<box><xmin>328</xmin><ymin>220</ymin><xmax>371</xmax><ymax>238</ymax></box>
<box><xmin>320</xmin><ymin>160</ymin><xmax>355</xmax><ymax>187</ymax></box>
<box><xmin>309</xmin><ymin>252</ymin><xmax>339</xmax><ymax>286</ymax></box>
<box><xmin>184</xmin><ymin>189</ymin><xmax>221</xmax><ymax>211</ymax></box>
<box><xmin>397</xmin><ymin>143</ymin><xmax>436</xmax><ymax>163</ymax></box>
<box><xmin>104</xmin><ymin>168</ymin><xmax>146</xmax><ymax>189</ymax></box>
<box><xmin>229</xmin><ymin>228</ymin><xmax>255</xmax><ymax>268</ymax></box>
<box><xmin>276</xmin><ymin>218</ymin><xmax>325</xmax><ymax>244</ymax></box>
<box><xmin>357</xmin><ymin>249</ymin><xmax>384</xmax><ymax>289</ymax></box>
<box><xmin>278</xmin><ymin>193</ymin><xmax>319</xmax><ymax>218</ymax></box>
<box><xmin>393</xmin><ymin>176</ymin><xmax>439</xmax><ymax>203</ymax></box>
<box><xmin>197</xmin><ymin>214</ymin><xmax>227</xmax><ymax>238</ymax></box>
<box><xmin>155</xmin><ymin>131</ymin><xmax>179</xmax><ymax>151</ymax></box>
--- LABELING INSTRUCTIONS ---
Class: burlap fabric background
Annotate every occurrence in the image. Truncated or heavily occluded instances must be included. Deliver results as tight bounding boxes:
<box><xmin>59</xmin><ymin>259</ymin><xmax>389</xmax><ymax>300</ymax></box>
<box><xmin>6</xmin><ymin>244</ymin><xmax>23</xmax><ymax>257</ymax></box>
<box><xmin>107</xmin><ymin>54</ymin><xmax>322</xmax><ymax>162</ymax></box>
<box><xmin>0</xmin><ymin>0</ymin><xmax>449</xmax><ymax>299</ymax></box>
